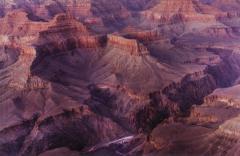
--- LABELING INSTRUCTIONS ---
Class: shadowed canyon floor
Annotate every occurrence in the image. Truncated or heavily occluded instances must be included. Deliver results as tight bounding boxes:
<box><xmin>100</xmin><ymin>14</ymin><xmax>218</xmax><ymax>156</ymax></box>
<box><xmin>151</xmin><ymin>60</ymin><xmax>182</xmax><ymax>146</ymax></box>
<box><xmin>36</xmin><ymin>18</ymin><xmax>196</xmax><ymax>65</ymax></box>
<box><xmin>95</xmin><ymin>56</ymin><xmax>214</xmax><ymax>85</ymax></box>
<box><xmin>1</xmin><ymin>0</ymin><xmax>240</xmax><ymax>156</ymax></box>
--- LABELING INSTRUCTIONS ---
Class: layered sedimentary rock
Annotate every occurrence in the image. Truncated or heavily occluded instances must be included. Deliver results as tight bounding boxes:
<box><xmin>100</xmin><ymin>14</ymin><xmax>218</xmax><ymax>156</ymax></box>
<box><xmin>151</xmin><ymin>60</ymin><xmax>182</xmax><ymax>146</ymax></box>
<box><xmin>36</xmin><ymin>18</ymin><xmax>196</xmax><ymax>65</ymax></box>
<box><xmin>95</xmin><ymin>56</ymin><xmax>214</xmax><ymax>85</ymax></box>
<box><xmin>141</xmin><ymin>0</ymin><xmax>216</xmax><ymax>23</ymax></box>
<box><xmin>137</xmin><ymin>0</ymin><xmax>234</xmax><ymax>38</ymax></box>
<box><xmin>1</xmin><ymin>0</ymin><xmax>240</xmax><ymax>156</ymax></box>
<box><xmin>0</xmin><ymin>10</ymin><xmax>49</xmax><ymax>36</ymax></box>
<box><xmin>37</xmin><ymin>13</ymin><xmax>105</xmax><ymax>53</ymax></box>
<box><xmin>207</xmin><ymin>0</ymin><xmax>240</xmax><ymax>12</ymax></box>
<box><xmin>138</xmin><ymin>84</ymin><xmax>240</xmax><ymax>156</ymax></box>
<box><xmin>107</xmin><ymin>35</ymin><xmax>149</xmax><ymax>56</ymax></box>
<box><xmin>122</xmin><ymin>27</ymin><xmax>162</xmax><ymax>42</ymax></box>
<box><xmin>189</xmin><ymin>85</ymin><xmax>240</xmax><ymax>124</ymax></box>
<box><xmin>8</xmin><ymin>46</ymin><xmax>36</xmax><ymax>90</ymax></box>
<box><xmin>205</xmin><ymin>85</ymin><xmax>240</xmax><ymax>108</ymax></box>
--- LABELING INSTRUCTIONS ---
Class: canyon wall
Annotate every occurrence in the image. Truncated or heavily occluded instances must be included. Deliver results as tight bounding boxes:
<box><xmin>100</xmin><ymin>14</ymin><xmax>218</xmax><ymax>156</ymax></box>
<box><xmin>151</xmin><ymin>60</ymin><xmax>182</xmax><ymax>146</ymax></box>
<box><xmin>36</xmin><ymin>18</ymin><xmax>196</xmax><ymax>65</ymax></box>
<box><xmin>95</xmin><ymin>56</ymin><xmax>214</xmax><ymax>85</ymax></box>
<box><xmin>107</xmin><ymin>35</ymin><xmax>149</xmax><ymax>56</ymax></box>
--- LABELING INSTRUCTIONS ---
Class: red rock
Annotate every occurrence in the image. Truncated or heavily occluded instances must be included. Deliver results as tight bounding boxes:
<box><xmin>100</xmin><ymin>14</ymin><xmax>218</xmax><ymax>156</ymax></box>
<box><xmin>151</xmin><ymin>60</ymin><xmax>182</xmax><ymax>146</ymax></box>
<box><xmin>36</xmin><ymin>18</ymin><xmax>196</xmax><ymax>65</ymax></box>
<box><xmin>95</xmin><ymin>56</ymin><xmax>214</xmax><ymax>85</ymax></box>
<box><xmin>1</xmin><ymin>1</ymin><xmax>240</xmax><ymax>156</ymax></box>
<box><xmin>141</xmin><ymin>0</ymin><xmax>216</xmax><ymax>23</ymax></box>
<box><xmin>107</xmin><ymin>34</ymin><xmax>149</xmax><ymax>56</ymax></box>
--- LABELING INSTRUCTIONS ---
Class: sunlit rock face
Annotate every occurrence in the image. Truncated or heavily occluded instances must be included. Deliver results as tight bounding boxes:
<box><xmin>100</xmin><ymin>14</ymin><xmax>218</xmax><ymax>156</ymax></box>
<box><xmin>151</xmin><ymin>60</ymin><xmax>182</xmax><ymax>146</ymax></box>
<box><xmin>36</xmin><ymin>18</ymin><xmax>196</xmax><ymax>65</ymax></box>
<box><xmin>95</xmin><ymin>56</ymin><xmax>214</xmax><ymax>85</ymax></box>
<box><xmin>106</xmin><ymin>35</ymin><xmax>149</xmax><ymax>56</ymax></box>
<box><xmin>1</xmin><ymin>0</ymin><xmax>240</xmax><ymax>156</ymax></box>
<box><xmin>142</xmin><ymin>0</ymin><xmax>215</xmax><ymax>22</ymax></box>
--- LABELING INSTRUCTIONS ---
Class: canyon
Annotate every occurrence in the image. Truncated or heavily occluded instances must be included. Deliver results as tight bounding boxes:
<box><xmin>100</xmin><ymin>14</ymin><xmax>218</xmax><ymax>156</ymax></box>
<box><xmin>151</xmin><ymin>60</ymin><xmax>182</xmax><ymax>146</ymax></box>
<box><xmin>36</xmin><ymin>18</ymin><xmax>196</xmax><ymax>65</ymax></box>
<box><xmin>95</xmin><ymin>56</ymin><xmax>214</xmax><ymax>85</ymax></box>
<box><xmin>1</xmin><ymin>0</ymin><xmax>240</xmax><ymax>156</ymax></box>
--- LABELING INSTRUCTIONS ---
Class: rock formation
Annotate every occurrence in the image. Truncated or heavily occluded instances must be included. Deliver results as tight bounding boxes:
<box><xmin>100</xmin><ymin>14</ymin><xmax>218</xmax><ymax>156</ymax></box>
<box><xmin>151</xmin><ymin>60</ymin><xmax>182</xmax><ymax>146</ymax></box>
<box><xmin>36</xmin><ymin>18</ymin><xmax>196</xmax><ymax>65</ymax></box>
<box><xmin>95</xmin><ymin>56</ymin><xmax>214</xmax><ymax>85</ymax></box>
<box><xmin>107</xmin><ymin>34</ymin><xmax>149</xmax><ymax>56</ymax></box>
<box><xmin>1</xmin><ymin>0</ymin><xmax>240</xmax><ymax>156</ymax></box>
<box><xmin>141</xmin><ymin>0</ymin><xmax>216</xmax><ymax>23</ymax></box>
<box><xmin>0</xmin><ymin>10</ymin><xmax>49</xmax><ymax>36</ymax></box>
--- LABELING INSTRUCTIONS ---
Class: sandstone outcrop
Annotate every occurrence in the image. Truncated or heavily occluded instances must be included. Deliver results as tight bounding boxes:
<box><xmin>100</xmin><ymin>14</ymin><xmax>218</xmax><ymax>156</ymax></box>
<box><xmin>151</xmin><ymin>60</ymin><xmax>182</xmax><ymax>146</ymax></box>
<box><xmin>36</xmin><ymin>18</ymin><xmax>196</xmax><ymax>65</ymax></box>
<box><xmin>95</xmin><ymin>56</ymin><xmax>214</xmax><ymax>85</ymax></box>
<box><xmin>204</xmin><ymin>85</ymin><xmax>240</xmax><ymax>108</ymax></box>
<box><xmin>139</xmin><ymin>83</ymin><xmax>240</xmax><ymax>156</ymax></box>
<box><xmin>0</xmin><ymin>10</ymin><xmax>49</xmax><ymax>36</ymax></box>
<box><xmin>218</xmin><ymin>115</ymin><xmax>240</xmax><ymax>138</ymax></box>
<box><xmin>141</xmin><ymin>0</ymin><xmax>216</xmax><ymax>23</ymax></box>
<box><xmin>37</xmin><ymin>14</ymin><xmax>105</xmax><ymax>52</ymax></box>
<box><xmin>189</xmin><ymin>81</ymin><xmax>240</xmax><ymax>123</ymax></box>
<box><xmin>4</xmin><ymin>45</ymin><xmax>36</xmax><ymax>90</ymax></box>
<box><xmin>122</xmin><ymin>27</ymin><xmax>162</xmax><ymax>42</ymax></box>
<box><xmin>107</xmin><ymin>34</ymin><xmax>149</xmax><ymax>56</ymax></box>
<box><xmin>1</xmin><ymin>1</ymin><xmax>240</xmax><ymax>156</ymax></box>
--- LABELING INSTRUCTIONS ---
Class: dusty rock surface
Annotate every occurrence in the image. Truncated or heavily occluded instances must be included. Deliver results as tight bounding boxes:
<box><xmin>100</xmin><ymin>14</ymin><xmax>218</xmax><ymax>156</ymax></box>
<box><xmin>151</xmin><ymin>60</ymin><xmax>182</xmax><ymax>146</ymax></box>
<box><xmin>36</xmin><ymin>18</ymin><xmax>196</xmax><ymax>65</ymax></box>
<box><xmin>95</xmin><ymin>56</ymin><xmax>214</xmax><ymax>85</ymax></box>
<box><xmin>1</xmin><ymin>0</ymin><xmax>240</xmax><ymax>156</ymax></box>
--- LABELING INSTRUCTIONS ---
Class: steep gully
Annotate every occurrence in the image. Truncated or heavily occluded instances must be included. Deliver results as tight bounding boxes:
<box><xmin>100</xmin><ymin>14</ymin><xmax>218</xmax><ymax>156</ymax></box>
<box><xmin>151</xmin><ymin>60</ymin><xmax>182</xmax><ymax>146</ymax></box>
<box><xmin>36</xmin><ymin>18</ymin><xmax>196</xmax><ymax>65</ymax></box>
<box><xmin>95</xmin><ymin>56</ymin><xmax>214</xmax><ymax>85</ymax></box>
<box><xmin>26</xmin><ymin>41</ymin><xmax>240</xmax><ymax>155</ymax></box>
<box><xmin>163</xmin><ymin>47</ymin><xmax>240</xmax><ymax>113</ymax></box>
<box><xmin>1</xmin><ymin>1</ymin><xmax>240</xmax><ymax>155</ymax></box>
<box><xmin>1</xmin><ymin>35</ymin><xmax>240</xmax><ymax>156</ymax></box>
<box><xmin>77</xmin><ymin>47</ymin><xmax>240</xmax><ymax>155</ymax></box>
<box><xmin>1</xmin><ymin>17</ymin><xmax>240</xmax><ymax>156</ymax></box>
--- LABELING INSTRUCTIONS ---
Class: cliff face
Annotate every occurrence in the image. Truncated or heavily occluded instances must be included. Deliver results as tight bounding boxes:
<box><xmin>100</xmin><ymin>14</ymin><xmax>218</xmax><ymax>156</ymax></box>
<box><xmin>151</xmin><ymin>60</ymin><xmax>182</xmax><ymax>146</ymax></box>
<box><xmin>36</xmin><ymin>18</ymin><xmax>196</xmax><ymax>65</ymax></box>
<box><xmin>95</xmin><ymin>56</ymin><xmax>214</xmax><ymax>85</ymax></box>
<box><xmin>107</xmin><ymin>35</ymin><xmax>149</xmax><ymax>56</ymax></box>
<box><xmin>141</xmin><ymin>0</ymin><xmax>216</xmax><ymax>23</ymax></box>
<box><xmin>122</xmin><ymin>27</ymin><xmax>162</xmax><ymax>42</ymax></box>
<box><xmin>208</xmin><ymin>0</ymin><xmax>240</xmax><ymax>12</ymax></box>
<box><xmin>8</xmin><ymin>46</ymin><xmax>36</xmax><ymax>90</ymax></box>
<box><xmin>37</xmin><ymin>14</ymin><xmax>104</xmax><ymax>53</ymax></box>
<box><xmin>139</xmin><ymin>83</ymin><xmax>240</xmax><ymax>156</ymax></box>
<box><xmin>0</xmin><ymin>11</ymin><xmax>49</xmax><ymax>36</ymax></box>
<box><xmin>189</xmin><ymin>86</ymin><xmax>240</xmax><ymax>124</ymax></box>
<box><xmin>0</xmin><ymin>46</ymin><xmax>37</xmax><ymax>93</ymax></box>
<box><xmin>2</xmin><ymin>0</ymin><xmax>240</xmax><ymax>156</ymax></box>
